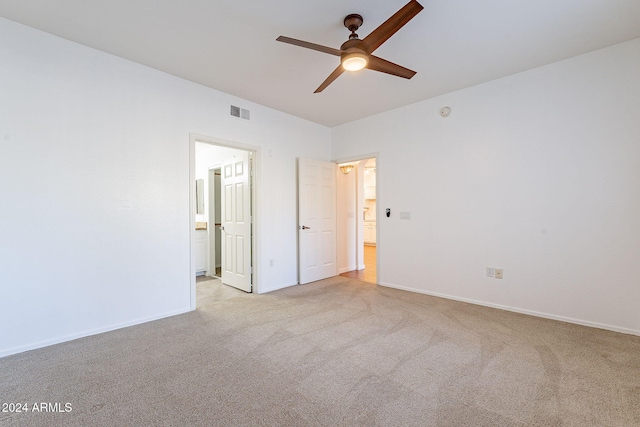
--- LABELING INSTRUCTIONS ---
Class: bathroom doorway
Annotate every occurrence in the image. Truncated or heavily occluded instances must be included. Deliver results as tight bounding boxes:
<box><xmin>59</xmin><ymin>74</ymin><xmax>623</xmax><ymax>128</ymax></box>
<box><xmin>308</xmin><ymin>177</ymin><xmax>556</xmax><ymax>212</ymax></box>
<box><xmin>191</xmin><ymin>134</ymin><xmax>258</xmax><ymax>309</ymax></box>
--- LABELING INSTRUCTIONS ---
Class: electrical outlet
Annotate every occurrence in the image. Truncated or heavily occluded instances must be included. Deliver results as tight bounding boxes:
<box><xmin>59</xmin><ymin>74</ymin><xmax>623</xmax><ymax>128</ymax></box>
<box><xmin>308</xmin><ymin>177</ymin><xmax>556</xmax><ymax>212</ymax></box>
<box><xmin>495</xmin><ymin>268</ymin><xmax>503</xmax><ymax>279</ymax></box>
<box><xmin>486</xmin><ymin>267</ymin><xmax>495</xmax><ymax>278</ymax></box>
<box><xmin>269</xmin><ymin>259</ymin><xmax>274</xmax><ymax>267</ymax></box>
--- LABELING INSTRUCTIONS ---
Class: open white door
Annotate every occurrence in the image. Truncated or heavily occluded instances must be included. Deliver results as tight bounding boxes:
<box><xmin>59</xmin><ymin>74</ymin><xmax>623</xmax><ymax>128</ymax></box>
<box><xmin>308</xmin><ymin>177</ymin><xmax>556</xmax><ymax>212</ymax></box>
<box><xmin>298</xmin><ymin>158</ymin><xmax>337</xmax><ymax>284</ymax></box>
<box><xmin>221</xmin><ymin>152</ymin><xmax>252</xmax><ymax>292</ymax></box>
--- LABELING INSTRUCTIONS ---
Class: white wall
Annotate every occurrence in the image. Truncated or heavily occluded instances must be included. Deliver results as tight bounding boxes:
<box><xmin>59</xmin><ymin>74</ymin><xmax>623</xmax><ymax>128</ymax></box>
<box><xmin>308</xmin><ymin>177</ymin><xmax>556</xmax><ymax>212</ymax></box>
<box><xmin>332</xmin><ymin>38</ymin><xmax>640</xmax><ymax>335</ymax></box>
<box><xmin>336</xmin><ymin>167</ymin><xmax>357</xmax><ymax>273</ymax></box>
<box><xmin>356</xmin><ymin>160</ymin><xmax>366</xmax><ymax>269</ymax></box>
<box><xmin>0</xmin><ymin>17</ymin><xmax>330</xmax><ymax>357</ymax></box>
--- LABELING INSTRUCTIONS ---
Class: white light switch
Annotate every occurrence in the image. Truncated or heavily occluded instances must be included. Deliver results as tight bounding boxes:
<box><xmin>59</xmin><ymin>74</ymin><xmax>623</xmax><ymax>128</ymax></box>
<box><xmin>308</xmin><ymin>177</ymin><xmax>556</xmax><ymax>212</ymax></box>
<box><xmin>400</xmin><ymin>211</ymin><xmax>411</xmax><ymax>220</ymax></box>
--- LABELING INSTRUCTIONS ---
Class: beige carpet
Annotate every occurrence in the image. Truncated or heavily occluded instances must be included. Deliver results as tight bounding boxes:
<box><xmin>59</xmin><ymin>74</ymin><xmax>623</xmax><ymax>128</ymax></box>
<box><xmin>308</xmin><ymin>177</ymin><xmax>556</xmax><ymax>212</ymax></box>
<box><xmin>1</xmin><ymin>276</ymin><xmax>639</xmax><ymax>426</ymax></box>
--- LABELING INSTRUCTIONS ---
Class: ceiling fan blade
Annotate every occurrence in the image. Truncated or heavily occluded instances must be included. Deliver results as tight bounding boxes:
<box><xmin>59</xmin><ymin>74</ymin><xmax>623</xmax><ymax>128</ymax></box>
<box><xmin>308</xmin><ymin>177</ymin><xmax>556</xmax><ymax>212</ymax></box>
<box><xmin>314</xmin><ymin>65</ymin><xmax>345</xmax><ymax>93</ymax></box>
<box><xmin>360</xmin><ymin>0</ymin><xmax>423</xmax><ymax>54</ymax></box>
<box><xmin>366</xmin><ymin>55</ymin><xmax>416</xmax><ymax>79</ymax></box>
<box><xmin>276</xmin><ymin>36</ymin><xmax>342</xmax><ymax>56</ymax></box>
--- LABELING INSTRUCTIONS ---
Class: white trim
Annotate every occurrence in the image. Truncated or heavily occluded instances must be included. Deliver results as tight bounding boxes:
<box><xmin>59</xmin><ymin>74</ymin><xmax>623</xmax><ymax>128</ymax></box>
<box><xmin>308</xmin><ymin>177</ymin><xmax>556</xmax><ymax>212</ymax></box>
<box><xmin>206</xmin><ymin>165</ymin><xmax>222</xmax><ymax>277</ymax></box>
<box><xmin>189</xmin><ymin>135</ymin><xmax>196</xmax><ymax>310</ymax></box>
<box><xmin>0</xmin><ymin>308</ymin><xmax>191</xmax><ymax>358</ymax></box>
<box><xmin>261</xmin><ymin>281</ymin><xmax>298</xmax><ymax>294</ymax></box>
<box><xmin>332</xmin><ymin>152</ymin><xmax>379</xmax><ymax>165</ymax></box>
<box><xmin>379</xmin><ymin>282</ymin><xmax>640</xmax><ymax>337</ymax></box>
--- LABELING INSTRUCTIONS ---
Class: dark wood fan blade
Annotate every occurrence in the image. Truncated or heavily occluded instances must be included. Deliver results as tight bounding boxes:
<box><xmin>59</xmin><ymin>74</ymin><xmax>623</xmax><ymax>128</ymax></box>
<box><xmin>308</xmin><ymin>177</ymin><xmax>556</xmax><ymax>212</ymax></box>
<box><xmin>314</xmin><ymin>65</ymin><xmax>345</xmax><ymax>93</ymax></box>
<box><xmin>360</xmin><ymin>0</ymin><xmax>423</xmax><ymax>54</ymax></box>
<box><xmin>366</xmin><ymin>55</ymin><xmax>416</xmax><ymax>79</ymax></box>
<box><xmin>276</xmin><ymin>36</ymin><xmax>342</xmax><ymax>56</ymax></box>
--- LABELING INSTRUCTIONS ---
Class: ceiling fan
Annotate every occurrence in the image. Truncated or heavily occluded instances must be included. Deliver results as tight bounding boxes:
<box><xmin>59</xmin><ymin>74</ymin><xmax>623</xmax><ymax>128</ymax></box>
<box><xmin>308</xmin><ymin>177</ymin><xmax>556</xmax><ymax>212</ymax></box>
<box><xmin>276</xmin><ymin>0</ymin><xmax>424</xmax><ymax>93</ymax></box>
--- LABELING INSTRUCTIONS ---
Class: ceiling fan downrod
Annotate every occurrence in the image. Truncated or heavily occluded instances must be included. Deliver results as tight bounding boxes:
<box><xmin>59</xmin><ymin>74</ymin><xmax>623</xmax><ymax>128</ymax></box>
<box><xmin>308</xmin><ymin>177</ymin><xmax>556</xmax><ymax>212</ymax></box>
<box><xmin>344</xmin><ymin>14</ymin><xmax>363</xmax><ymax>40</ymax></box>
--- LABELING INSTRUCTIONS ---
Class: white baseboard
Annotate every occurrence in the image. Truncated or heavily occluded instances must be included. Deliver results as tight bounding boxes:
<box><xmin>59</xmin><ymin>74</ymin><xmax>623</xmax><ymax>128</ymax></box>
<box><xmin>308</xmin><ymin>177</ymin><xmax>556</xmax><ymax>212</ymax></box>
<box><xmin>0</xmin><ymin>307</ymin><xmax>192</xmax><ymax>359</ymax></box>
<box><xmin>358</xmin><ymin>264</ymin><xmax>366</xmax><ymax>271</ymax></box>
<box><xmin>259</xmin><ymin>281</ymin><xmax>298</xmax><ymax>294</ymax></box>
<box><xmin>378</xmin><ymin>282</ymin><xmax>640</xmax><ymax>337</ymax></box>
<box><xmin>338</xmin><ymin>265</ymin><xmax>358</xmax><ymax>274</ymax></box>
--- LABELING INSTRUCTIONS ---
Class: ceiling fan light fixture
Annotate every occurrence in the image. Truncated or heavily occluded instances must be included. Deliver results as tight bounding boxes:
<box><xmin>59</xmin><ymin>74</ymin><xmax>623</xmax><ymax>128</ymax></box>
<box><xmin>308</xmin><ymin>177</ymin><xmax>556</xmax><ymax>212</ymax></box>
<box><xmin>342</xmin><ymin>52</ymin><xmax>368</xmax><ymax>71</ymax></box>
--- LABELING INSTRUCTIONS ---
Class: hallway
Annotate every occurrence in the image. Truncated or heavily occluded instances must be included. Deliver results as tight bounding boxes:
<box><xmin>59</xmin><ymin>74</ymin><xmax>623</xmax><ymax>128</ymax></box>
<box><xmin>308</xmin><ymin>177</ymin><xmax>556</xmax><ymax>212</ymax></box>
<box><xmin>339</xmin><ymin>245</ymin><xmax>376</xmax><ymax>283</ymax></box>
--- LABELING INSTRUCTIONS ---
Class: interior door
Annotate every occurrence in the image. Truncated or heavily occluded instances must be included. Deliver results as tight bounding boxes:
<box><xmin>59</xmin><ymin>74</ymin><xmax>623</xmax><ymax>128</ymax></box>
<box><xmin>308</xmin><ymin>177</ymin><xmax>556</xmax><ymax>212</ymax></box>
<box><xmin>298</xmin><ymin>158</ymin><xmax>337</xmax><ymax>284</ymax></box>
<box><xmin>221</xmin><ymin>152</ymin><xmax>252</xmax><ymax>292</ymax></box>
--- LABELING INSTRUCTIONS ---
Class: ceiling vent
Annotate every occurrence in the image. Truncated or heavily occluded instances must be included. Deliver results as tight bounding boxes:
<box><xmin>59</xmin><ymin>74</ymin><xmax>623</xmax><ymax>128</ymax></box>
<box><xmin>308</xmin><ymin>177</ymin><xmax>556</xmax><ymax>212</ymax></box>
<box><xmin>230</xmin><ymin>105</ymin><xmax>250</xmax><ymax>121</ymax></box>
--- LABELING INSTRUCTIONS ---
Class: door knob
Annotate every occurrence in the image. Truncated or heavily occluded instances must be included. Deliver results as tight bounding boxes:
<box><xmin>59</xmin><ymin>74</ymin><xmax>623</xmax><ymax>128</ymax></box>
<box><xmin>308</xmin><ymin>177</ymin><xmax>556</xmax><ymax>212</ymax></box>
<box><xmin>300</xmin><ymin>225</ymin><xmax>311</xmax><ymax>230</ymax></box>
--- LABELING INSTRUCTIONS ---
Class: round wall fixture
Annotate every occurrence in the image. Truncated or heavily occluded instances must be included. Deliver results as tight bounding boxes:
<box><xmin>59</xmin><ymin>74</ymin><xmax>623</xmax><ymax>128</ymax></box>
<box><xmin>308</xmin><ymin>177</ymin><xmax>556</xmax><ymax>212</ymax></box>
<box><xmin>440</xmin><ymin>106</ymin><xmax>451</xmax><ymax>117</ymax></box>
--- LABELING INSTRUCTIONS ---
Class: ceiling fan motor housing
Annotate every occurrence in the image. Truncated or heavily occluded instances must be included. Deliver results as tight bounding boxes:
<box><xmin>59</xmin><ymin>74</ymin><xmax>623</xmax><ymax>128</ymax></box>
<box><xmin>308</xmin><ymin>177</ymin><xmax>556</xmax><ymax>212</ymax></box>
<box><xmin>340</xmin><ymin>38</ymin><xmax>368</xmax><ymax>68</ymax></box>
<box><xmin>340</xmin><ymin>38</ymin><xmax>364</xmax><ymax>52</ymax></box>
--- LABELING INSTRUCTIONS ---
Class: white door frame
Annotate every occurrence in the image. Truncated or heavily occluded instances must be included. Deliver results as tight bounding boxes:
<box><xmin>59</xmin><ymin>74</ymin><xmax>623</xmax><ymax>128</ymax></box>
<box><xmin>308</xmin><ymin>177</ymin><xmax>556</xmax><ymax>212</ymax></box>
<box><xmin>189</xmin><ymin>133</ymin><xmax>261</xmax><ymax>309</ymax></box>
<box><xmin>207</xmin><ymin>165</ymin><xmax>221</xmax><ymax>277</ymax></box>
<box><xmin>333</xmin><ymin>152</ymin><xmax>379</xmax><ymax>284</ymax></box>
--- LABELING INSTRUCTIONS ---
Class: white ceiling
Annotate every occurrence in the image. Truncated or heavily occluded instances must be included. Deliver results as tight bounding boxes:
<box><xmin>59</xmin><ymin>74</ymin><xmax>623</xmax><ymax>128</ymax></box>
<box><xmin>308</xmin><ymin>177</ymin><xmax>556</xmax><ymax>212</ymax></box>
<box><xmin>2</xmin><ymin>0</ymin><xmax>639</xmax><ymax>127</ymax></box>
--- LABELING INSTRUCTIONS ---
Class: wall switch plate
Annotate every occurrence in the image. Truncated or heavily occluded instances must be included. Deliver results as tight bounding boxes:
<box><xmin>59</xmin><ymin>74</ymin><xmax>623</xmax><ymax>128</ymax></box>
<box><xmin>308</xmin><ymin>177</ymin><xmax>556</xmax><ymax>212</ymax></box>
<box><xmin>486</xmin><ymin>267</ymin><xmax>495</xmax><ymax>278</ymax></box>
<box><xmin>399</xmin><ymin>211</ymin><xmax>411</xmax><ymax>220</ymax></box>
<box><xmin>495</xmin><ymin>268</ymin><xmax>503</xmax><ymax>279</ymax></box>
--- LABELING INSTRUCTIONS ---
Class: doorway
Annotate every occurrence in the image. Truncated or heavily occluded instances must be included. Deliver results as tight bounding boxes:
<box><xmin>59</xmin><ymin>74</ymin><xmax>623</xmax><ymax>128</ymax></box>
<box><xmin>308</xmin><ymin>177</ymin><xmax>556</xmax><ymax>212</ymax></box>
<box><xmin>336</xmin><ymin>156</ymin><xmax>378</xmax><ymax>284</ymax></box>
<box><xmin>190</xmin><ymin>134</ymin><xmax>259</xmax><ymax>309</ymax></box>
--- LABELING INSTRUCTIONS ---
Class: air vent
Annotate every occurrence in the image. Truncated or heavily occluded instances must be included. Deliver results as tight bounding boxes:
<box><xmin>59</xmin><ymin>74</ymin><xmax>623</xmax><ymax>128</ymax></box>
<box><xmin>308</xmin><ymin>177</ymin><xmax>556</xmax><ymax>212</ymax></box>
<box><xmin>230</xmin><ymin>105</ymin><xmax>250</xmax><ymax>121</ymax></box>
